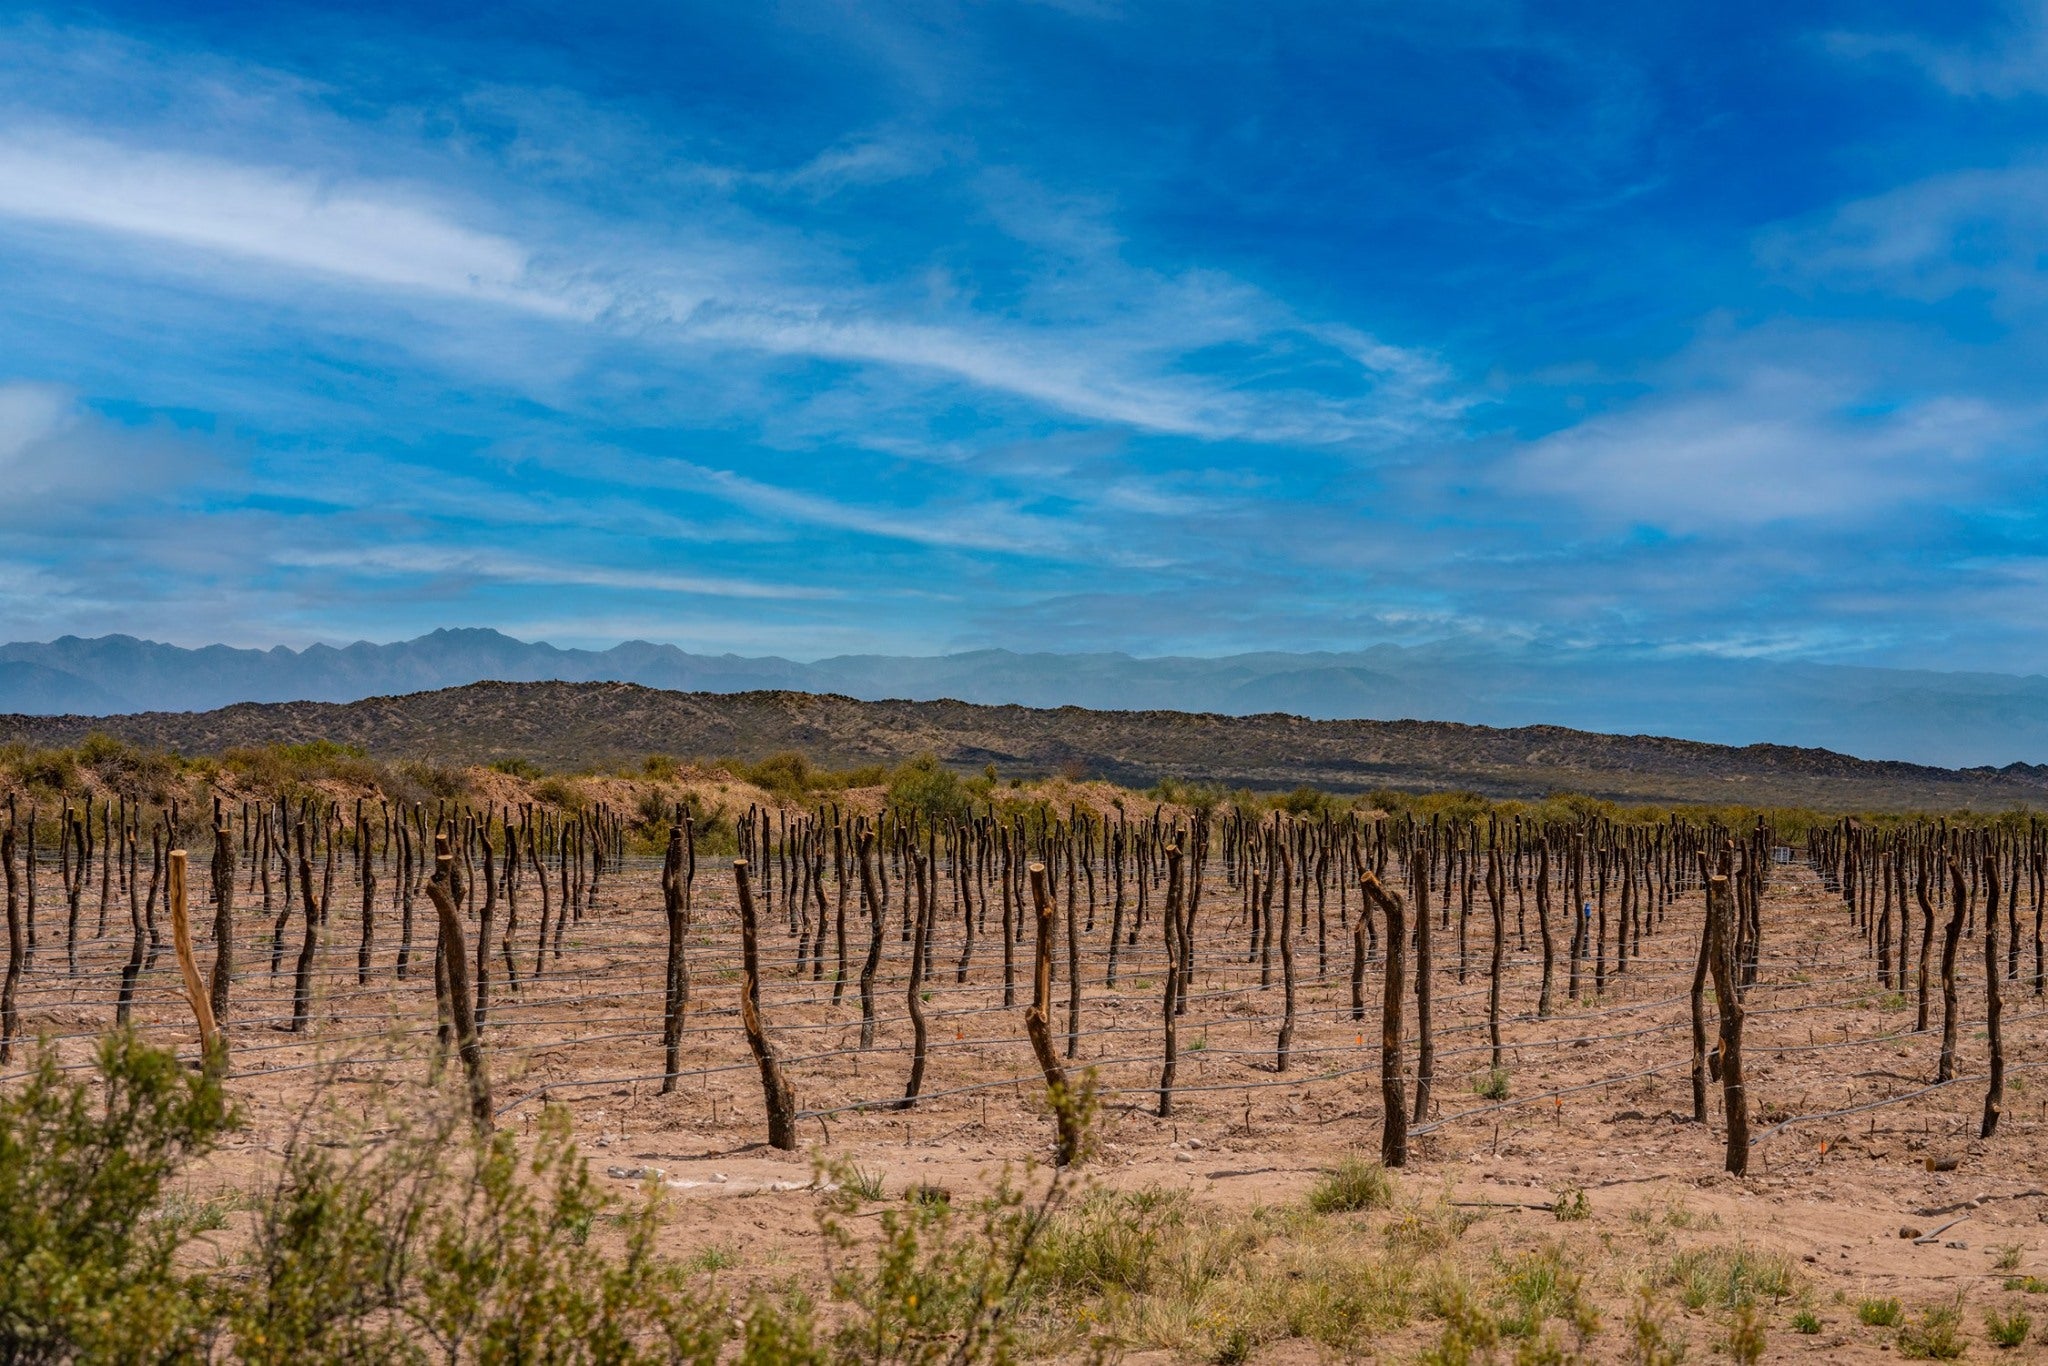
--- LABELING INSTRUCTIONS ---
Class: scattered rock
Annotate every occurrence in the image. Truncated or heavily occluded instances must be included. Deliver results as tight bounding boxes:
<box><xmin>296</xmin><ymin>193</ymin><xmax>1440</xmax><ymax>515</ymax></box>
<box><xmin>606</xmin><ymin>1165</ymin><xmax>663</xmax><ymax>1181</ymax></box>
<box><xmin>1900</xmin><ymin>1226</ymin><xmax>1923</xmax><ymax>1239</ymax></box>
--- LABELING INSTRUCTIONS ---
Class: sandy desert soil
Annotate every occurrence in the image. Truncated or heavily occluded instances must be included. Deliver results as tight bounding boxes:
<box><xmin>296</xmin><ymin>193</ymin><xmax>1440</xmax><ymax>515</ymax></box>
<box><xmin>6</xmin><ymin>847</ymin><xmax>2046</xmax><ymax>1362</ymax></box>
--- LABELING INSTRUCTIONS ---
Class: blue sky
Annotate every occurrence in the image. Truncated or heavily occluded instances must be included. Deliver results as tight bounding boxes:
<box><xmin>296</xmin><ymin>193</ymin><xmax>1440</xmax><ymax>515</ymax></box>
<box><xmin>2</xmin><ymin>1</ymin><xmax>2047</xmax><ymax>668</ymax></box>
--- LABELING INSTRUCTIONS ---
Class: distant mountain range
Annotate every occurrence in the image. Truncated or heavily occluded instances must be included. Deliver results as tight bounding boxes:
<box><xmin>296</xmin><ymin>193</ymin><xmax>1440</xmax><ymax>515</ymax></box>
<box><xmin>3</xmin><ymin>628</ymin><xmax>2047</xmax><ymax>769</ymax></box>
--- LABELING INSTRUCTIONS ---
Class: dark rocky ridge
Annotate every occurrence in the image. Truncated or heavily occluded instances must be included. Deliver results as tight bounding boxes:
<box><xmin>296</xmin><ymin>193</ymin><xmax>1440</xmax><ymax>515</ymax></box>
<box><xmin>4</xmin><ymin>680</ymin><xmax>2045</xmax><ymax>811</ymax></box>
<box><xmin>8</xmin><ymin>628</ymin><xmax>2048</xmax><ymax>769</ymax></box>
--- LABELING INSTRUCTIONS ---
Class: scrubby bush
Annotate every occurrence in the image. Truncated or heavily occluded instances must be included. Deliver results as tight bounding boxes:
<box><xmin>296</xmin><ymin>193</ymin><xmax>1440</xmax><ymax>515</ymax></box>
<box><xmin>1663</xmin><ymin>1244</ymin><xmax>1796</xmax><ymax>1311</ymax></box>
<box><xmin>1897</xmin><ymin>1299</ymin><xmax>1968</xmax><ymax>1359</ymax></box>
<box><xmin>741</xmin><ymin>750</ymin><xmax>815</xmax><ymax>799</ymax></box>
<box><xmin>394</xmin><ymin>760</ymin><xmax>469</xmax><ymax>802</ymax></box>
<box><xmin>234</xmin><ymin>1104</ymin><xmax>723</xmax><ymax>1365</ymax></box>
<box><xmin>1987</xmin><ymin>1305</ymin><xmax>2031</xmax><ymax>1348</ymax></box>
<box><xmin>888</xmin><ymin>753</ymin><xmax>969</xmax><ymax>822</ymax></box>
<box><xmin>1307</xmin><ymin>1156</ymin><xmax>1394</xmax><ymax>1214</ymax></box>
<box><xmin>1278</xmin><ymin>785</ymin><xmax>1338</xmax><ymax>818</ymax></box>
<box><xmin>0</xmin><ymin>1033</ymin><xmax>234</xmax><ymax>1363</ymax></box>
<box><xmin>1</xmin><ymin>1033</ymin><xmax>1085</xmax><ymax>1365</ymax></box>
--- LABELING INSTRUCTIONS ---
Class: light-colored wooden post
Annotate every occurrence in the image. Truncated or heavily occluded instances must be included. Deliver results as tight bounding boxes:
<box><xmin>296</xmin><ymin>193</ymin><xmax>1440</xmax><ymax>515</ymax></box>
<box><xmin>167</xmin><ymin>850</ymin><xmax>219</xmax><ymax>1055</ymax></box>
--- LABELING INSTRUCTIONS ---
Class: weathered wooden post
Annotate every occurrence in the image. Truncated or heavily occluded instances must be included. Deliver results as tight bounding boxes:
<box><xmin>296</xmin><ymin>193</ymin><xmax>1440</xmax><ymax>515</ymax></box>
<box><xmin>1362</xmin><ymin>872</ymin><xmax>1407</xmax><ymax>1168</ymax></box>
<box><xmin>1</xmin><ymin>816</ymin><xmax>19</xmax><ymax>1063</ymax></box>
<box><xmin>1349</xmin><ymin>884</ymin><xmax>1372</xmax><ymax>1022</ymax></box>
<box><xmin>1026</xmin><ymin>862</ymin><xmax>1082</xmax><ymax>1165</ymax></box>
<box><xmin>424</xmin><ymin>836</ymin><xmax>491</xmax><ymax>1130</ymax></box>
<box><xmin>1938</xmin><ymin>855</ymin><xmax>1969</xmax><ymax>1083</ymax></box>
<box><xmin>1486</xmin><ymin>837</ymin><xmax>1506</xmax><ymax>1072</ymax></box>
<box><xmin>1412</xmin><ymin>845</ymin><xmax>1434</xmax><ymax>1122</ymax></box>
<box><xmin>659</xmin><ymin>818</ymin><xmax>692</xmax><ymax>1094</ymax></box>
<box><xmin>1277</xmin><ymin>835</ymin><xmax>1297</xmax><ymax>1072</ymax></box>
<box><xmin>290</xmin><ymin>822</ymin><xmax>319</xmax><ymax>1033</ymax></box>
<box><xmin>1982</xmin><ymin>851</ymin><xmax>2005</xmax><ymax>1139</ymax></box>
<box><xmin>1915</xmin><ymin>852</ymin><xmax>1936</xmax><ymax>1031</ymax></box>
<box><xmin>1157</xmin><ymin>845</ymin><xmax>1184</xmax><ymax>1118</ymax></box>
<box><xmin>900</xmin><ymin>848</ymin><xmax>932</xmax><ymax>1110</ymax></box>
<box><xmin>1689</xmin><ymin>872</ymin><xmax>1712</xmax><ymax>1125</ymax></box>
<box><xmin>857</xmin><ymin>828</ymin><xmax>884</xmax><ymax>1050</ymax></box>
<box><xmin>734</xmin><ymin>859</ymin><xmax>798</xmax><ymax>1151</ymax></box>
<box><xmin>117</xmin><ymin>824</ymin><xmax>146</xmax><ymax>1024</ymax></box>
<box><xmin>1535</xmin><ymin>838</ymin><xmax>1556</xmax><ymax>1018</ymax></box>
<box><xmin>167</xmin><ymin>849</ymin><xmax>220</xmax><ymax>1057</ymax></box>
<box><xmin>209</xmin><ymin>808</ymin><xmax>235</xmax><ymax>1025</ymax></box>
<box><xmin>1704</xmin><ymin>866</ymin><xmax>1747</xmax><ymax>1174</ymax></box>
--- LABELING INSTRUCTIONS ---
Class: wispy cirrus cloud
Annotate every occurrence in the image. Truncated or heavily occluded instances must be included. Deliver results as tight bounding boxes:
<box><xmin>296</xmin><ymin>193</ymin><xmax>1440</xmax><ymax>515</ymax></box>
<box><xmin>5</xmin><ymin>1</ymin><xmax>2048</xmax><ymax>694</ymax></box>
<box><xmin>1827</xmin><ymin>4</ymin><xmax>2048</xmax><ymax>98</ymax></box>
<box><xmin>276</xmin><ymin>546</ymin><xmax>842</xmax><ymax>601</ymax></box>
<box><xmin>1760</xmin><ymin>158</ymin><xmax>2048</xmax><ymax>313</ymax></box>
<box><xmin>0</xmin><ymin>108</ymin><xmax>1461</xmax><ymax>451</ymax></box>
<box><xmin>0</xmin><ymin>127</ymin><xmax>588</xmax><ymax>316</ymax></box>
<box><xmin>1512</xmin><ymin>338</ymin><xmax>2034</xmax><ymax>532</ymax></box>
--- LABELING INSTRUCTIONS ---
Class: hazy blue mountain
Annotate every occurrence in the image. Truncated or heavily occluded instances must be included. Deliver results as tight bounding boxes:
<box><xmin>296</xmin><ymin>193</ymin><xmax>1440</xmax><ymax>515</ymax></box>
<box><xmin>4</xmin><ymin>628</ymin><xmax>2047</xmax><ymax>769</ymax></box>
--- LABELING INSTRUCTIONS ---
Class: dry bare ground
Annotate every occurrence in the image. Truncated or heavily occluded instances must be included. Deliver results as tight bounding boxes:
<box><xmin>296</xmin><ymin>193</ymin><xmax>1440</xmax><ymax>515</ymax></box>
<box><xmin>6</xmin><ymin>833</ymin><xmax>2046</xmax><ymax>1362</ymax></box>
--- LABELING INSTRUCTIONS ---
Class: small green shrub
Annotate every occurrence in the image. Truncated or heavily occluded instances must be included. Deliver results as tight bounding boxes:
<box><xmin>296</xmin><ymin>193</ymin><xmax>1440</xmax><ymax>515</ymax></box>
<box><xmin>1626</xmin><ymin>1286</ymin><xmax>1685</xmax><ymax>1365</ymax></box>
<box><xmin>1551</xmin><ymin>1186</ymin><xmax>1590</xmax><ymax>1222</ymax></box>
<box><xmin>533</xmin><ymin>775</ymin><xmax>585</xmax><ymax>811</ymax></box>
<box><xmin>1897</xmin><ymin>1299</ymin><xmax>1968</xmax><ymax>1360</ymax></box>
<box><xmin>279</xmin><ymin>739</ymin><xmax>369</xmax><ymax>764</ymax></box>
<box><xmin>1212</xmin><ymin>1324</ymin><xmax>1254</xmax><ymax>1366</ymax></box>
<box><xmin>888</xmin><ymin>753</ymin><xmax>969</xmax><ymax>821</ymax></box>
<box><xmin>741</xmin><ymin>750</ymin><xmax>814</xmax><ymax>799</ymax></box>
<box><xmin>1278</xmin><ymin>785</ymin><xmax>1338</xmax><ymax>819</ymax></box>
<box><xmin>839</xmin><ymin>1164</ymin><xmax>886</xmax><ymax>1204</ymax></box>
<box><xmin>1418</xmin><ymin>1278</ymin><xmax>1500</xmax><ymax>1365</ymax></box>
<box><xmin>1860</xmin><ymin>1296</ymin><xmax>1905</xmax><ymax>1327</ymax></box>
<box><xmin>1987</xmin><ymin>1305</ymin><xmax>2031</xmax><ymax>1348</ymax></box>
<box><xmin>1728</xmin><ymin>1300</ymin><xmax>1767</xmax><ymax>1364</ymax></box>
<box><xmin>1792</xmin><ymin>1308</ymin><xmax>1822</xmax><ymax>1334</ymax></box>
<box><xmin>816</xmin><ymin>1159</ymin><xmax>1048</xmax><ymax>1364</ymax></box>
<box><xmin>1032</xmin><ymin>1190</ymin><xmax>1174</xmax><ymax>1296</ymax></box>
<box><xmin>1664</xmin><ymin>1244</ymin><xmax>1795</xmax><ymax>1311</ymax></box>
<box><xmin>1475</xmin><ymin>1069</ymin><xmax>1511</xmax><ymax>1101</ymax></box>
<box><xmin>396</xmin><ymin>759</ymin><xmax>469</xmax><ymax>801</ymax></box>
<box><xmin>685</xmin><ymin>1247</ymin><xmax>736</xmax><ymax>1276</ymax></box>
<box><xmin>1306</xmin><ymin>1157</ymin><xmax>1394</xmax><ymax>1214</ymax></box>
<box><xmin>1495</xmin><ymin>1243</ymin><xmax>1583</xmax><ymax>1339</ymax></box>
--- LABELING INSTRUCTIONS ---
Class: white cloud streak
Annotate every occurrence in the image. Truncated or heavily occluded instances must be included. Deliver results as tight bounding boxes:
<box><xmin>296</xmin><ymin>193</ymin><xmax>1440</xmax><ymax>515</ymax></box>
<box><xmin>278</xmin><ymin>545</ymin><xmax>840</xmax><ymax>600</ymax></box>
<box><xmin>1512</xmin><ymin>343</ymin><xmax>2031</xmax><ymax>531</ymax></box>
<box><xmin>1827</xmin><ymin>6</ymin><xmax>2048</xmax><ymax>98</ymax></box>
<box><xmin>1761</xmin><ymin>159</ymin><xmax>2048</xmax><ymax>312</ymax></box>
<box><xmin>0</xmin><ymin>116</ymin><xmax>1461</xmax><ymax>450</ymax></box>
<box><xmin>0</xmin><ymin>127</ymin><xmax>593</xmax><ymax>317</ymax></box>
